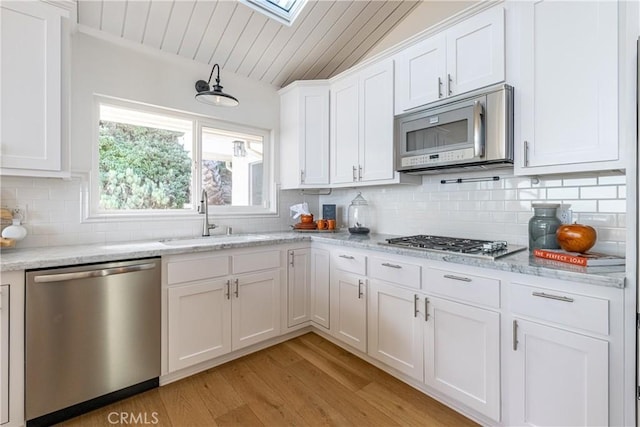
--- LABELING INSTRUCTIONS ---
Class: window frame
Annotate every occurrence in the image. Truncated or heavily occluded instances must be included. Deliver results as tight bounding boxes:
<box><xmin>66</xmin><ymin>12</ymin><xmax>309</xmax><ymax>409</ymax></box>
<box><xmin>87</xmin><ymin>96</ymin><xmax>277</xmax><ymax>222</ymax></box>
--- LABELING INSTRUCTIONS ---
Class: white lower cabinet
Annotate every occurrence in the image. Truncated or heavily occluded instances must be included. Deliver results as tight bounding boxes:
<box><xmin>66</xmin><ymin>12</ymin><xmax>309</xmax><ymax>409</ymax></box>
<box><xmin>168</xmin><ymin>279</ymin><xmax>231</xmax><ymax>371</ymax></box>
<box><xmin>509</xmin><ymin>319</ymin><xmax>608</xmax><ymax>427</ymax></box>
<box><xmin>165</xmin><ymin>250</ymin><xmax>281</xmax><ymax>373</ymax></box>
<box><xmin>310</xmin><ymin>249</ymin><xmax>330</xmax><ymax>329</ymax></box>
<box><xmin>0</xmin><ymin>285</ymin><xmax>8</xmax><ymax>425</ymax></box>
<box><xmin>368</xmin><ymin>280</ymin><xmax>424</xmax><ymax>380</ymax></box>
<box><xmin>424</xmin><ymin>296</ymin><xmax>500</xmax><ymax>421</ymax></box>
<box><xmin>330</xmin><ymin>270</ymin><xmax>367</xmax><ymax>352</ymax></box>
<box><xmin>287</xmin><ymin>249</ymin><xmax>311</xmax><ymax>327</ymax></box>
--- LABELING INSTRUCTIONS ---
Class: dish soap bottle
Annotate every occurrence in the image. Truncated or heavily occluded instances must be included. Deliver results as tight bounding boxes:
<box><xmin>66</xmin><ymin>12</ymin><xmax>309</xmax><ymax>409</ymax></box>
<box><xmin>348</xmin><ymin>192</ymin><xmax>371</xmax><ymax>234</ymax></box>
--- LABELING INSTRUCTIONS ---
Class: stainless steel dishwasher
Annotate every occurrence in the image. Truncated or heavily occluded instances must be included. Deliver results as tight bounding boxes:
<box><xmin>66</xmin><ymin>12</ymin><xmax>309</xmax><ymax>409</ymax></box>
<box><xmin>25</xmin><ymin>258</ymin><xmax>161</xmax><ymax>427</ymax></box>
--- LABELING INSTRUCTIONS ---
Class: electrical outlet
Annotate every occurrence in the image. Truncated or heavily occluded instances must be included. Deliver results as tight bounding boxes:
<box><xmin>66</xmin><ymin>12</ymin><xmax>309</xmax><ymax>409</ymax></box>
<box><xmin>557</xmin><ymin>208</ymin><xmax>573</xmax><ymax>224</ymax></box>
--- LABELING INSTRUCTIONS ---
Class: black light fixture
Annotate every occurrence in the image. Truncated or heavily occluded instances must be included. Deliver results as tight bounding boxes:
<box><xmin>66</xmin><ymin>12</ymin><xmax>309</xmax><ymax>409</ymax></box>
<box><xmin>195</xmin><ymin>64</ymin><xmax>239</xmax><ymax>107</ymax></box>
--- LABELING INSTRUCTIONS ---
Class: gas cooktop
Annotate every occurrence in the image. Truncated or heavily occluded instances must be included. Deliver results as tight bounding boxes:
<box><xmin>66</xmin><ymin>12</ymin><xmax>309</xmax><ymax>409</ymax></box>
<box><xmin>379</xmin><ymin>235</ymin><xmax>526</xmax><ymax>260</ymax></box>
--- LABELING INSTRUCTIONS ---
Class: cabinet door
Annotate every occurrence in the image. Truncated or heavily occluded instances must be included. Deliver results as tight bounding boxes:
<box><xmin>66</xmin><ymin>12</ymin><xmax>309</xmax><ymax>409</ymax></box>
<box><xmin>232</xmin><ymin>270</ymin><xmax>281</xmax><ymax>350</ymax></box>
<box><xmin>0</xmin><ymin>285</ymin><xmax>8</xmax><ymax>425</ymax></box>
<box><xmin>330</xmin><ymin>76</ymin><xmax>359</xmax><ymax>184</ymax></box>
<box><xmin>287</xmin><ymin>249</ymin><xmax>311</xmax><ymax>327</ymax></box>
<box><xmin>516</xmin><ymin>1</ymin><xmax>618</xmax><ymax>171</ymax></box>
<box><xmin>359</xmin><ymin>60</ymin><xmax>395</xmax><ymax>182</ymax></box>
<box><xmin>394</xmin><ymin>34</ymin><xmax>446</xmax><ymax>113</ymax></box>
<box><xmin>0</xmin><ymin>1</ymin><xmax>62</xmax><ymax>171</ymax></box>
<box><xmin>368</xmin><ymin>280</ymin><xmax>423</xmax><ymax>381</ymax></box>
<box><xmin>425</xmin><ymin>297</ymin><xmax>500</xmax><ymax>421</ymax></box>
<box><xmin>167</xmin><ymin>279</ymin><xmax>231</xmax><ymax>372</ymax></box>
<box><xmin>299</xmin><ymin>87</ymin><xmax>330</xmax><ymax>186</ymax></box>
<box><xmin>330</xmin><ymin>270</ymin><xmax>367</xmax><ymax>352</ymax></box>
<box><xmin>310</xmin><ymin>249</ymin><xmax>330</xmax><ymax>329</ymax></box>
<box><xmin>510</xmin><ymin>319</ymin><xmax>608</xmax><ymax>426</ymax></box>
<box><xmin>446</xmin><ymin>6</ymin><xmax>505</xmax><ymax>96</ymax></box>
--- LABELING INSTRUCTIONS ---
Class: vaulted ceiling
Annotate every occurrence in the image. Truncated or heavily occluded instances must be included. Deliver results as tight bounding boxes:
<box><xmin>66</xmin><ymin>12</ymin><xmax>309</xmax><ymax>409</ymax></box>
<box><xmin>77</xmin><ymin>0</ymin><xmax>421</xmax><ymax>88</ymax></box>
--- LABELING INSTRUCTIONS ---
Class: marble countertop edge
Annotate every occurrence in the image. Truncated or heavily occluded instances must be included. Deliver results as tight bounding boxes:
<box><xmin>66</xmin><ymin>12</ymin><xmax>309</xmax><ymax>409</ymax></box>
<box><xmin>0</xmin><ymin>231</ymin><xmax>626</xmax><ymax>288</ymax></box>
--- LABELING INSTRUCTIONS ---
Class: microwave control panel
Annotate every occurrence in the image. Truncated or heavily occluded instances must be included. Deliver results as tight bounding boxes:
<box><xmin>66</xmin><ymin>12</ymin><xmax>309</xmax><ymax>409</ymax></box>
<box><xmin>401</xmin><ymin>147</ymin><xmax>475</xmax><ymax>167</ymax></box>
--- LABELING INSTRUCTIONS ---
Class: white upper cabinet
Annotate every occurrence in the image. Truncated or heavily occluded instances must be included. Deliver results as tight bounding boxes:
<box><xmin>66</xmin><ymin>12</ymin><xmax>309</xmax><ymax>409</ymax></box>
<box><xmin>514</xmin><ymin>1</ymin><xmax>621</xmax><ymax>174</ymax></box>
<box><xmin>0</xmin><ymin>1</ymin><xmax>70</xmax><ymax>177</ymax></box>
<box><xmin>330</xmin><ymin>60</ymin><xmax>420</xmax><ymax>187</ymax></box>
<box><xmin>279</xmin><ymin>82</ymin><xmax>330</xmax><ymax>189</ymax></box>
<box><xmin>394</xmin><ymin>7</ymin><xmax>505</xmax><ymax>114</ymax></box>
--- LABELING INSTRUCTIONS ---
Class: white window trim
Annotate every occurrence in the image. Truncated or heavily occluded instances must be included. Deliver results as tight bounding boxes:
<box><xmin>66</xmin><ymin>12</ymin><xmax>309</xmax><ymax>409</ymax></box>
<box><xmin>85</xmin><ymin>95</ymin><xmax>278</xmax><ymax>222</ymax></box>
<box><xmin>239</xmin><ymin>0</ymin><xmax>307</xmax><ymax>26</ymax></box>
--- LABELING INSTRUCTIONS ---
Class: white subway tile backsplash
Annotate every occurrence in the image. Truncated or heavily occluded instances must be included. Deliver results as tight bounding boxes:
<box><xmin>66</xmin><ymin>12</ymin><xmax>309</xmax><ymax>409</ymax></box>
<box><xmin>598</xmin><ymin>174</ymin><xmax>626</xmax><ymax>185</ymax></box>
<box><xmin>598</xmin><ymin>200</ymin><xmax>626</xmax><ymax>213</ymax></box>
<box><xmin>0</xmin><ymin>171</ymin><xmax>627</xmax><ymax>251</ymax></box>
<box><xmin>563</xmin><ymin>177</ymin><xmax>598</xmax><ymax>186</ymax></box>
<box><xmin>580</xmin><ymin>186</ymin><xmax>617</xmax><ymax>199</ymax></box>
<box><xmin>547</xmin><ymin>187</ymin><xmax>579</xmax><ymax>200</ymax></box>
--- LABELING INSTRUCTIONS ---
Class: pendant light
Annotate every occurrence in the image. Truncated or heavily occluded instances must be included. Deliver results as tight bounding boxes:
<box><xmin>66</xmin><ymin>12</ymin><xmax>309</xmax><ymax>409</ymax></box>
<box><xmin>195</xmin><ymin>64</ymin><xmax>239</xmax><ymax>107</ymax></box>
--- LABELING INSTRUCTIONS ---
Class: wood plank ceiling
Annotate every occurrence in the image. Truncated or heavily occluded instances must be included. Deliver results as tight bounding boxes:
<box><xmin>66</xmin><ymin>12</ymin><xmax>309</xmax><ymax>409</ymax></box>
<box><xmin>77</xmin><ymin>0</ymin><xmax>420</xmax><ymax>88</ymax></box>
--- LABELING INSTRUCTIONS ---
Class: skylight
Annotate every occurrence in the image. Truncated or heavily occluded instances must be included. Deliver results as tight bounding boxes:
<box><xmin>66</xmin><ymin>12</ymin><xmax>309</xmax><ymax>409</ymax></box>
<box><xmin>240</xmin><ymin>0</ymin><xmax>307</xmax><ymax>26</ymax></box>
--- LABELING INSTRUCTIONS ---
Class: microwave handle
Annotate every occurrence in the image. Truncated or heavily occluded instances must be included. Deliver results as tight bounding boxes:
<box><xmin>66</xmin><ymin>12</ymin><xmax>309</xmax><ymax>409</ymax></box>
<box><xmin>473</xmin><ymin>100</ymin><xmax>485</xmax><ymax>157</ymax></box>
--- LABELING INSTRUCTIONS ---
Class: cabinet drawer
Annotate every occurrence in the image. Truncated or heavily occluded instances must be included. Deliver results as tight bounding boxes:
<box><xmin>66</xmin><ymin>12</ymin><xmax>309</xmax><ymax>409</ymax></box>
<box><xmin>167</xmin><ymin>255</ymin><xmax>230</xmax><ymax>285</ymax></box>
<box><xmin>233</xmin><ymin>250</ymin><xmax>280</xmax><ymax>274</ymax></box>
<box><xmin>331</xmin><ymin>251</ymin><xmax>366</xmax><ymax>275</ymax></box>
<box><xmin>423</xmin><ymin>267</ymin><xmax>500</xmax><ymax>308</ymax></box>
<box><xmin>369</xmin><ymin>257</ymin><xmax>421</xmax><ymax>289</ymax></box>
<box><xmin>510</xmin><ymin>283</ymin><xmax>609</xmax><ymax>335</ymax></box>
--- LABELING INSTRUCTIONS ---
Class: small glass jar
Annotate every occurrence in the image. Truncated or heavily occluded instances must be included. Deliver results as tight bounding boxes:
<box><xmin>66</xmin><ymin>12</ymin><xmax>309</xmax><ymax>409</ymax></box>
<box><xmin>348</xmin><ymin>192</ymin><xmax>371</xmax><ymax>234</ymax></box>
<box><xmin>528</xmin><ymin>203</ymin><xmax>561</xmax><ymax>250</ymax></box>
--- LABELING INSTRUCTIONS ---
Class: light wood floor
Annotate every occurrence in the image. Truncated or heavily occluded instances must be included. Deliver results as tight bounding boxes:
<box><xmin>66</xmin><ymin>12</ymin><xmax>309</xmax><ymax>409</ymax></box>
<box><xmin>60</xmin><ymin>333</ymin><xmax>478</xmax><ymax>426</ymax></box>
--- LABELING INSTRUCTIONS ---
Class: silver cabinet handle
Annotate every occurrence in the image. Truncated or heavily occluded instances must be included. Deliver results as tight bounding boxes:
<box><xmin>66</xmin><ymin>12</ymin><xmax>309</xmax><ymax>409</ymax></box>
<box><xmin>300</xmin><ymin>169</ymin><xmax>305</xmax><ymax>184</ymax></box>
<box><xmin>381</xmin><ymin>263</ymin><xmax>402</xmax><ymax>269</ymax></box>
<box><xmin>443</xmin><ymin>274</ymin><xmax>471</xmax><ymax>282</ymax></box>
<box><xmin>447</xmin><ymin>73</ymin><xmax>452</xmax><ymax>95</ymax></box>
<box><xmin>523</xmin><ymin>141</ymin><xmax>530</xmax><ymax>167</ymax></box>
<box><xmin>225</xmin><ymin>279</ymin><xmax>231</xmax><ymax>300</ymax></box>
<box><xmin>473</xmin><ymin>100</ymin><xmax>485</xmax><ymax>158</ymax></box>
<box><xmin>513</xmin><ymin>320</ymin><xmax>518</xmax><ymax>351</ymax></box>
<box><xmin>358</xmin><ymin>165</ymin><xmax>362</xmax><ymax>181</ymax></box>
<box><xmin>33</xmin><ymin>262</ymin><xmax>157</xmax><ymax>283</ymax></box>
<box><xmin>414</xmin><ymin>294</ymin><xmax>419</xmax><ymax>318</ymax></box>
<box><xmin>437</xmin><ymin>77</ymin><xmax>443</xmax><ymax>98</ymax></box>
<box><xmin>358</xmin><ymin>279</ymin><xmax>364</xmax><ymax>299</ymax></box>
<box><xmin>532</xmin><ymin>291</ymin><xmax>574</xmax><ymax>303</ymax></box>
<box><xmin>339</xmin><ymin>255</ymin><xmax>355</xmax><ymax>260</ymax></box>
<box><xmin>352</xmin><ymin>166</ymin><xmax>357</xmax><ymax>182</ymax></box>
<box><xmin>289</xmin><ymin>251</ymin><xmax>295</xmax><ymax>267</ymax></box>
<box><xmin>234</xmin><ymin>278</ymin><xmax>239</xmax><ymax>298</ymax></box>
<box><xmin>424</xmin><ymin>297</ymin><xmax>430</xmax><ymax>322</ymax></box>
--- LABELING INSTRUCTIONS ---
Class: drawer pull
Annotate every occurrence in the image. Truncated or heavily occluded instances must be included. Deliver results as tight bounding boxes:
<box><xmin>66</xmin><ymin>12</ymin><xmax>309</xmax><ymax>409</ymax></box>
<box><xmin>443</xmin><ymin>274</ymin><xmax>472</xmax><ymax>282</ymax></box>
<box><xmin>532</xmin><ymin>291</ymin><xmax>574</xmax><ymax>303</ymax></box>
<box><xmin>381</xmin><ymin>262</ymin><xmax>402</xmax><ymax>269</ymax></box>
<box><xmin>339</xmin><ymin>255</ymin><xmax>355</xmax><ymax>260</ymax></box>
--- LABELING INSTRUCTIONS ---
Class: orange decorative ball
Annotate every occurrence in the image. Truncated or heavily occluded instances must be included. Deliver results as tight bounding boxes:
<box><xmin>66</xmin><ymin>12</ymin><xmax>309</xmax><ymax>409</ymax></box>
<box><xmin>556</xmin><ymin>223</ymin><xmax>597</xmax><ymax>253</ymax></box>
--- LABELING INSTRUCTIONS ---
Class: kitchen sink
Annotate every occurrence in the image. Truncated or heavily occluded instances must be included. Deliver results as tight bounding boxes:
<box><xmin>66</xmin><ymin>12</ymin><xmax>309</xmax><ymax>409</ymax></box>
<box><xmin>158</xmin><ymin>234</ymin><xmax>272</xmax><ymax>246</ymax></box>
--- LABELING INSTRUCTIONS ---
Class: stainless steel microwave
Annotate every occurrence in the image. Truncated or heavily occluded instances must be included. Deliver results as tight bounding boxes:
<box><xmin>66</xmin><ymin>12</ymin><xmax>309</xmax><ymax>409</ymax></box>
<box><xmin>395</xmin><ymin>84</ymin><xmax>514</xmax><ymax>174</ymax></box>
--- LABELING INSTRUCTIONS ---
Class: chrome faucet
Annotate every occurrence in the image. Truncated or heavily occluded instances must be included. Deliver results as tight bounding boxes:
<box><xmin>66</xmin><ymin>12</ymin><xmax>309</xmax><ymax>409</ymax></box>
<box><xmin>198</xmin><ymin>189</ymin><xmax>217</xmax><ymax>236</ymax></box>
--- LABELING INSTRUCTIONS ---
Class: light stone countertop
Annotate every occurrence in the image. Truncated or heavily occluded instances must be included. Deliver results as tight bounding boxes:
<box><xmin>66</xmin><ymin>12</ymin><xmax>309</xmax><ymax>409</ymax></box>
<box><xmin>0</xmin><ymin>231</ymin><xmax>626</xmax><ymax>288</ymax></box>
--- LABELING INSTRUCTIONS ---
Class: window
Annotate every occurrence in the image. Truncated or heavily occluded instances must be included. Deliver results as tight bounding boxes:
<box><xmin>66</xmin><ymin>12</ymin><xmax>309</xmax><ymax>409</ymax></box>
<box><xmin>92</xmin><ymin>98</ymin><xmax>274</xmax><ymax>218</ymax></box>
<box><xmin>239</xmin><ymin>0</ymin><xmax>307</xmax><ymax>26</ymax></box>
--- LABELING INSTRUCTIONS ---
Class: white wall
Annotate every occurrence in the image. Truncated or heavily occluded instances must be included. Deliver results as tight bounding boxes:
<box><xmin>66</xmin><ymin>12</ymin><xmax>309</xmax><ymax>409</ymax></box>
<box><xmin>0</xmin><ymin>31</ymin><xmax>319</xmax><ymax>247</ymax></box>
<box><xmin>364</xmin><ymin>0</ymin><xmax>477</xmax><ymax>60</ymax></box>
<box><xmin>319</xmin><ymin>170</ymin><xmax>627</xmax><ymax>256</ymax></box>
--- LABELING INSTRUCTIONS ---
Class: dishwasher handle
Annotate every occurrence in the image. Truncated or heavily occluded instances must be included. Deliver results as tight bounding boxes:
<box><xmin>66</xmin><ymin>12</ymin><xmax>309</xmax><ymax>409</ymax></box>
<box><xmin>33</xmin><ymin>262</ymin><xmax>157</xmax><ymax>283</ymax></box>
